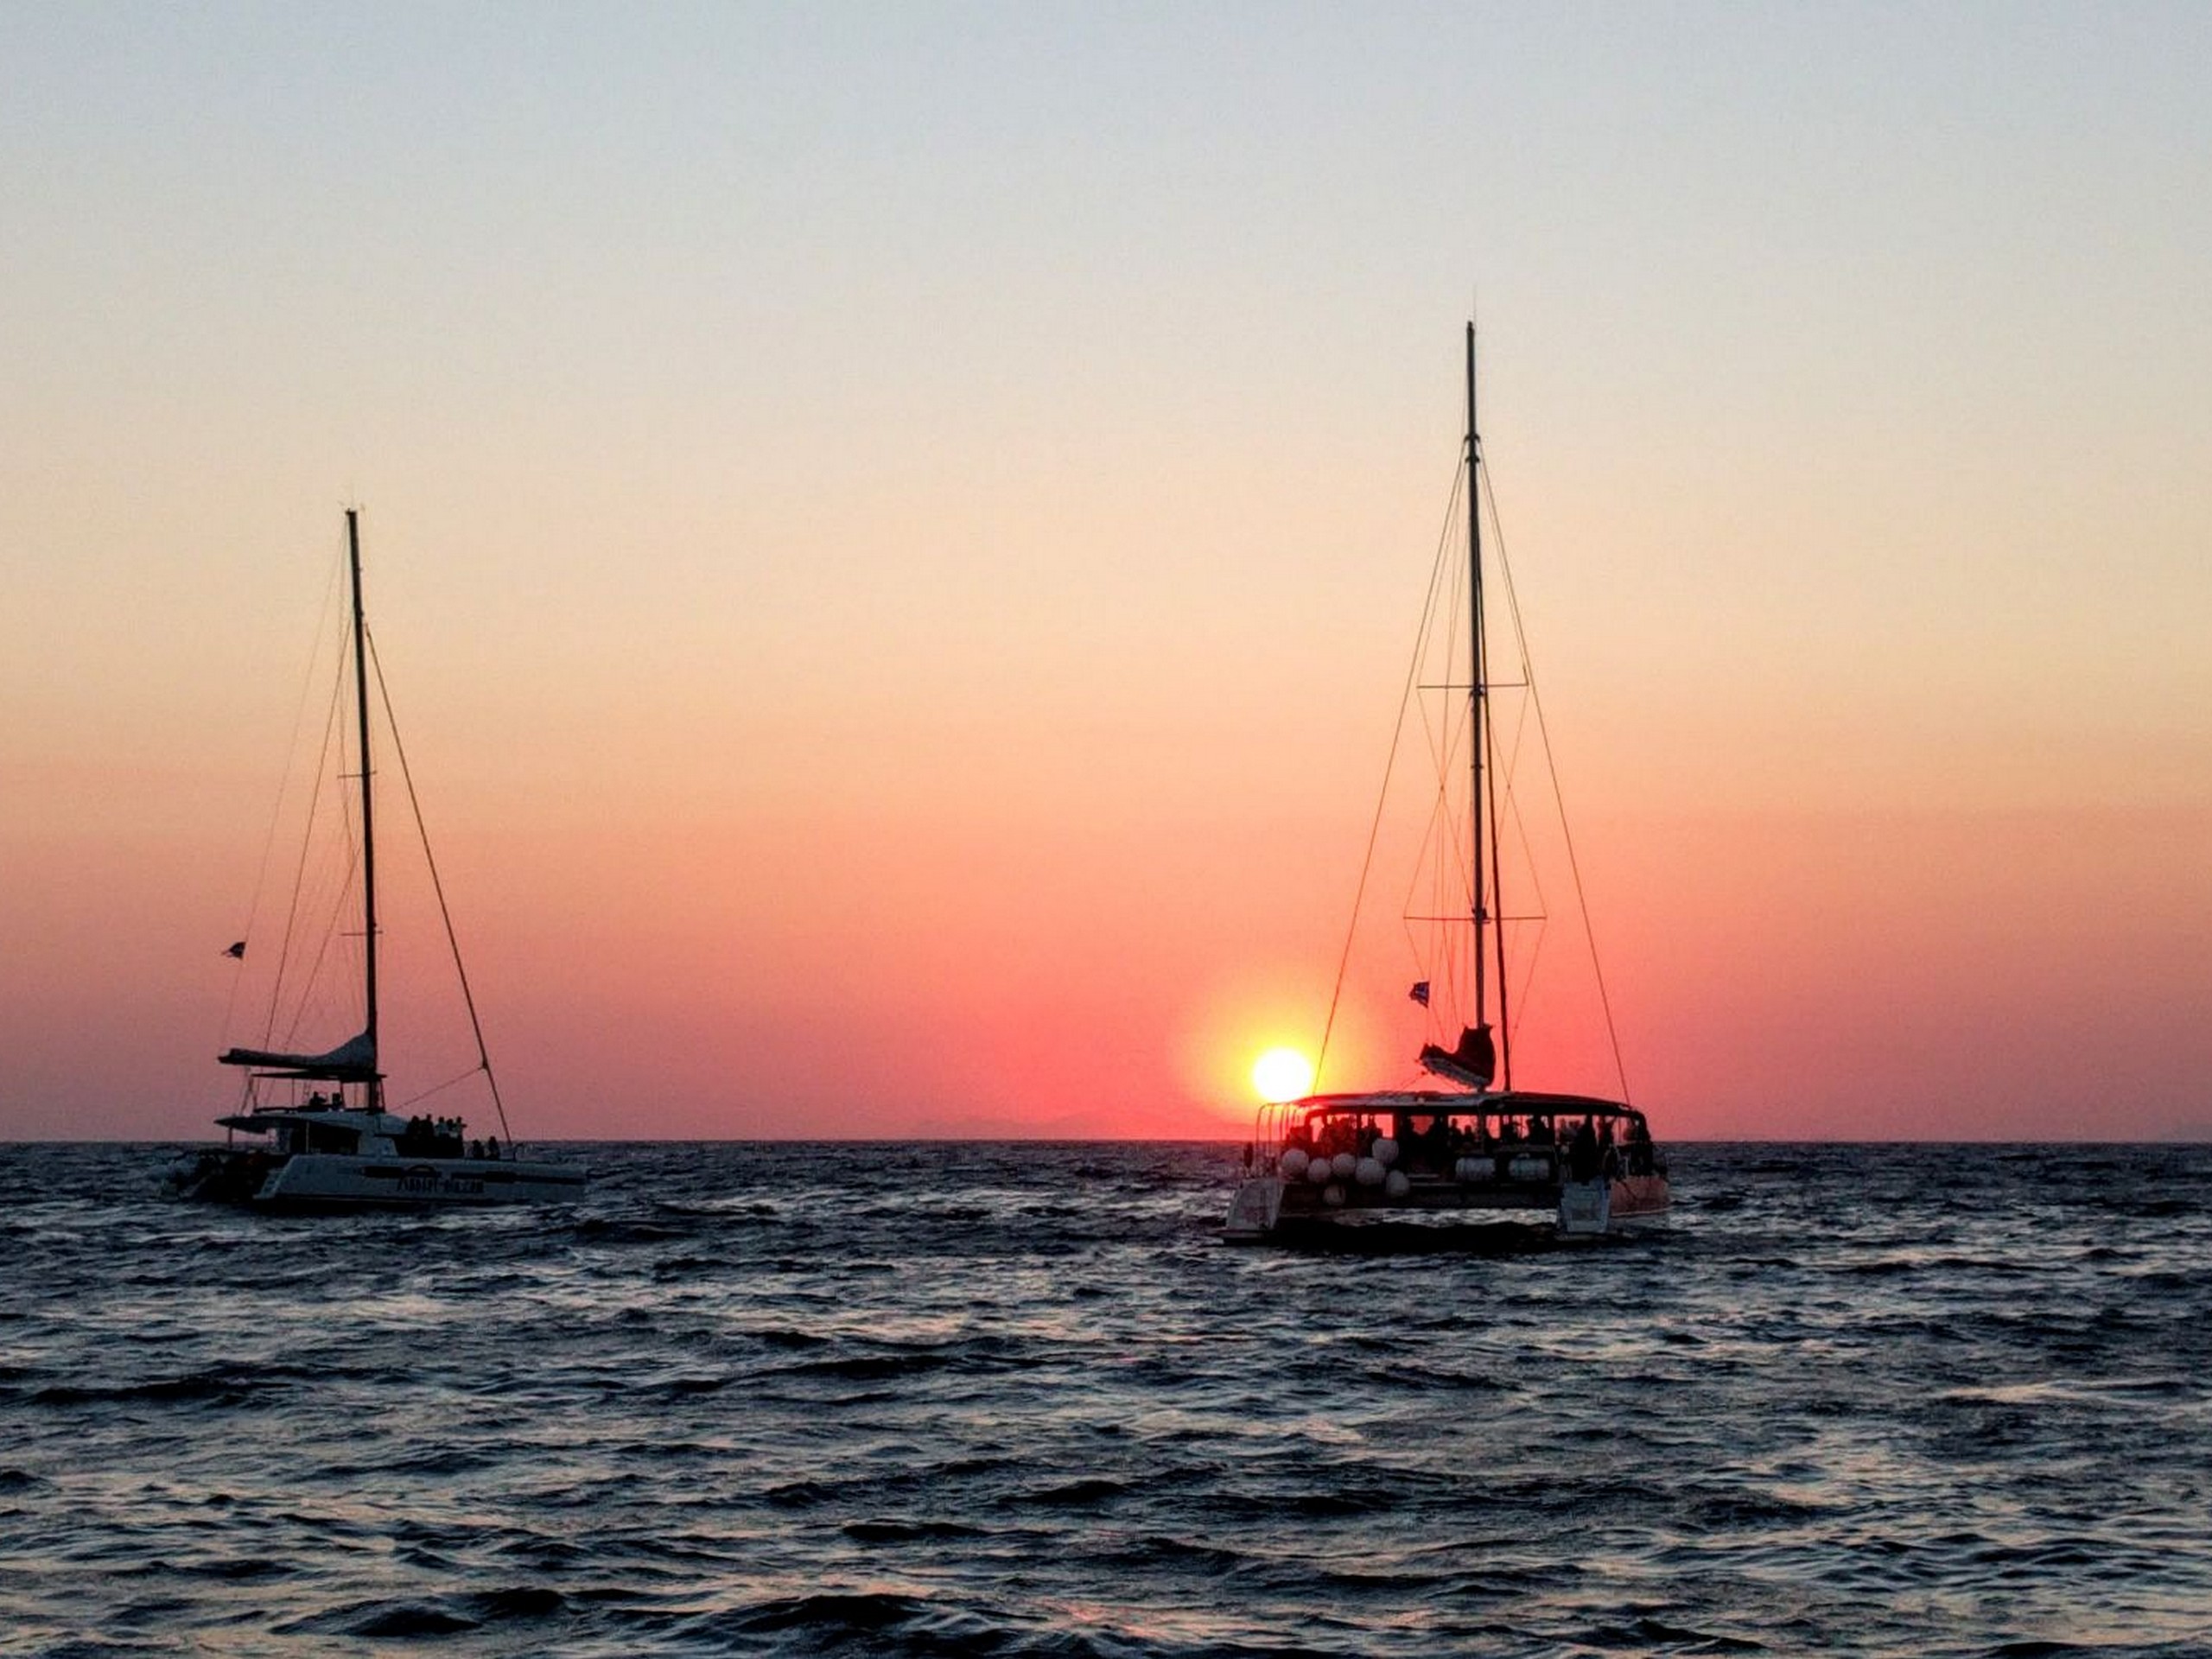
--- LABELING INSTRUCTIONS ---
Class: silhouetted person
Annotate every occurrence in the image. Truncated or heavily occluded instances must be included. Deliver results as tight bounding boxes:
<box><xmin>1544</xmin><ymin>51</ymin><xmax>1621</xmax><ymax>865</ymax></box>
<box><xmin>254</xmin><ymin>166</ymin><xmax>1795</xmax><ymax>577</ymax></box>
<box><xmin>1568</xmin><ymin>1118</ymin><xmax>1600</xmax><ymax>1182</ymax></box>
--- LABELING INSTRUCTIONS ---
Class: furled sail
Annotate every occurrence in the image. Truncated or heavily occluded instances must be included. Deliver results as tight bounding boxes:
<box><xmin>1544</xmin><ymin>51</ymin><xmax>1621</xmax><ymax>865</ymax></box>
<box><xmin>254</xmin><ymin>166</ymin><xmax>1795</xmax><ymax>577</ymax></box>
<box><xmin>1419</xmin><ymin>1023</ymin><xmax>1497</xmax><ymax>1089</ymax></box>
<box><xmin>217</xmin><ymin>1029</ymin><xmax>378</xmax><ymax>1082</ymax></box>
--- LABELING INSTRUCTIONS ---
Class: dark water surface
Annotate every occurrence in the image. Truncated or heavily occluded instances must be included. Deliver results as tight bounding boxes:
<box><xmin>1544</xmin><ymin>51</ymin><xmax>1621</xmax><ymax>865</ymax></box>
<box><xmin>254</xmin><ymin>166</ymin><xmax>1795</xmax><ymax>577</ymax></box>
<box><xmin>2</xmin><ymin>1141</ymin><xmax>2208</xmax><ymax>1656</ymax></box>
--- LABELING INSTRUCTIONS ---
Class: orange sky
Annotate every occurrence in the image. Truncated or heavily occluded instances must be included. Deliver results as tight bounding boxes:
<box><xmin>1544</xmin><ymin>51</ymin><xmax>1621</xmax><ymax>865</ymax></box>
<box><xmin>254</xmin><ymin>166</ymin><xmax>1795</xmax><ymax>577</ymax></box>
<box><xmin>3</xmin><ymin>8</ymin><xmax>2209</xmax><ymax>1142</ymax></box>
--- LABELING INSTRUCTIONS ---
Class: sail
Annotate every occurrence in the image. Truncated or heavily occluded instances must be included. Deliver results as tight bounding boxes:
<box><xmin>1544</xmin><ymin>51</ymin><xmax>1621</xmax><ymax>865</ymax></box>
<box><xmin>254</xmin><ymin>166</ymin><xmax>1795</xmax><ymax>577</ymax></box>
<box><xmin>218</xmin><ymin>1029</ymin><xmax>378</xmax><ymax>1082</ymax></box>
<box><xmin>1419</xmin><ymin>1024</ymin><xmax>1497</xmax><ymax>1090</ymax></box>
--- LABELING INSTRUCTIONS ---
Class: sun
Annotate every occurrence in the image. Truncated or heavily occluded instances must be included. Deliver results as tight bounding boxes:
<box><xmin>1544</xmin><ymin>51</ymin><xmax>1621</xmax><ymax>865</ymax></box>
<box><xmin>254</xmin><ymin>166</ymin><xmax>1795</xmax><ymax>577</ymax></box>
<box><xmin>1251</xmin><ymin>1046</ymin><xmax>1316</xmax><ymax>1104</ymax></box>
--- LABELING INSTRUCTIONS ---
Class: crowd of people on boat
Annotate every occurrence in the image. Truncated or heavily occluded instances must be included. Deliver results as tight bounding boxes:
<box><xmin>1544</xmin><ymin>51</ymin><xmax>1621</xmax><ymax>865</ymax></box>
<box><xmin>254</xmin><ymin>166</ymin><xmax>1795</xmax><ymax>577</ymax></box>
<box><xmin>392</xmin><ymin>1115</ymin><xmax>503</xmax><ymax>1160</ymax></box>
<box><xmin>1285</xmin><ymin>1107</ymin><xmax>1659</xmax><ymax>1182</ymax></box>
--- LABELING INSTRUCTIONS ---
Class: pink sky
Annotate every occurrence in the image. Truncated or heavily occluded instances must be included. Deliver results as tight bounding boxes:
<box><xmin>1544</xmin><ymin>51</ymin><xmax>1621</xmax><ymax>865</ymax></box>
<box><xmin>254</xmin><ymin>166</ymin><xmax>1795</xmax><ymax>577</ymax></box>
<box><xmin>3</xmin><ymin>9</ymin><xmax>2209</xmax><ymax>1142</ymax></box>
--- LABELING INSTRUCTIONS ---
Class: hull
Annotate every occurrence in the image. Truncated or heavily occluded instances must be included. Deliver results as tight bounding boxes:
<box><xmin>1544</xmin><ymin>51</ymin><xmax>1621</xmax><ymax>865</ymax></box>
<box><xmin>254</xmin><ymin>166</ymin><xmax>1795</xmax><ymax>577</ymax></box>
<box><xmin>1222</xmin><ymin>1164</ymin><xmax>1670</xmax><ymax>1243</ymax></box>
<box><xmin>1557</xmin><ymin>1177</ymin><xmax>1611</xmax><ymax>1236</ymax></box>
<box><xmin>1608</xmin><ymin>1173</ymin><xmax>1670</xmax><ymax>1222</ymax></box>
<box><xmin>1222</xmin><ymin>1173</ymin><xmax>1283</xmax><ymax>1241</ymax></box>
<box><xmin>174</xmin><ymin>1148</ymin><xmax>586</xmax><ymax>1209</ymax></box>
<box><xmin>1557</xmin><ymin>1174</ymin><xmax>1670</xmax><ymax>1234</ymax></box>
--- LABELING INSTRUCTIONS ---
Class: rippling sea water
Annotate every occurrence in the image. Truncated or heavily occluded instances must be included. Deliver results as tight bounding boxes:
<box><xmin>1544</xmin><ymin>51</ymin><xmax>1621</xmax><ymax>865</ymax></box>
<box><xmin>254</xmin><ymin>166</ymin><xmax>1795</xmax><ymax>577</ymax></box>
<box><xmin>2</xmin><ymin>1141</ymin><xmax>2209</xmax><ymax>1657</ymax></box>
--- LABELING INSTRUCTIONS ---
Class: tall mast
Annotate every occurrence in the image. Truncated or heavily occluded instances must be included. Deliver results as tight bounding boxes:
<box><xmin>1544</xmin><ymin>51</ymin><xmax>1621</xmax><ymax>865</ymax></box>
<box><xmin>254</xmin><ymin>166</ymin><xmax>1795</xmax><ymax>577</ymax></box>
<box><xmin>346</xmin><ymin>508</ymin><xmax>378</xmax><ymax>1103</ymax></box>
<box><xmin>1465</xmin><ymin>324</ymin><xmax>1487</xmax><ymax>1036</ymax></box>
<box><xmin>1466</xmin><ymin>323</ymin><xmax>1512</xmax><ymax>1086</ymax></box>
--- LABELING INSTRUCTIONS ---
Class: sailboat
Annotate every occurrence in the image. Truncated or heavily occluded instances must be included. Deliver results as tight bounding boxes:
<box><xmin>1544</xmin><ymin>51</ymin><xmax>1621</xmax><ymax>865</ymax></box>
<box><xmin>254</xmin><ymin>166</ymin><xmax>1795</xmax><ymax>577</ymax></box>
<box><xmin>1224</xmin><ymin>328</ymin><xmax>1669</xmax><ymax>1241</ymax></box>
<box><xmin>169</xmin><ymin>511</ymin><xmax>586</xmax><ymax>1210</ymax></box>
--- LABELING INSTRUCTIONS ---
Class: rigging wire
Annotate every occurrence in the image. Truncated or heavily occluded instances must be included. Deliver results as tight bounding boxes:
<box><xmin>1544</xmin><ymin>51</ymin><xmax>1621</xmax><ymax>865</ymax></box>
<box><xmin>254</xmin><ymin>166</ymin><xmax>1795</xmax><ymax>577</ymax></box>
<box><xmin>1493</xmin><ymin>672</ymin><xmax>1554</xmax><ymax>1053</ymax></box>
<box><xmin>1315</xmin><ymin>426</ymin><xmax>1635</xmax><ymax>1108</ymax></box>
<box><xmin>365</xmin><ymin>628</ymin><xmax>513</xmax><ymax>1146</ymax></box>
<box><xmin>1480</xmin><ymin>461</ymin><xmax>1633</xmax><ymax>1104</ymax></box>
<box><xmin>1315</xmin><ymin>454</ymin><xmax>1465</xmax><ymax>1092</ymax></box>
<box><xmin>1402</xmin><ymin>671</ymin><xmax>1471</xmax><ymax>1048</ymax></box>
<box><xmin>263</xmin><ymin>618</ymin><xmax>348</xmax><ymax>1060</ymax></box>
<box><xmin>1401</xmin><ymin>530</ymin><xmax>1459</xmax><ymax>1046</ymax></box>
<box><xmin>284</xmin><ymin>857</ymin><xmax>359</xmax><ymax>1053</ymax></box>
<box><xmin>391</xmin><ymin>1065</ymin><xmax>489</xmax><ymax>1111</ymax></box>
<box><xmin>220</xmin><ymin>550</ymin><xmax>348</xmax><ymax>1079</ymax></box>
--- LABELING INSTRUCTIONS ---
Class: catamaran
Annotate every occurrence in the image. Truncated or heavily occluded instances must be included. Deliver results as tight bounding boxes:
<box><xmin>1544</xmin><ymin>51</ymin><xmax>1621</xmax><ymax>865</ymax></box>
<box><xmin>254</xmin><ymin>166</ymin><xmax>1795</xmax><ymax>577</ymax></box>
<box><xmin>169</xmin><ymin>511</ymin><xmax>586</xmax><ymax>1210</ymax></box>
<box><xmin>1224</xmin><ymin>328</ymin><xmax>1669</xmax><ymax>1242</ymax></box>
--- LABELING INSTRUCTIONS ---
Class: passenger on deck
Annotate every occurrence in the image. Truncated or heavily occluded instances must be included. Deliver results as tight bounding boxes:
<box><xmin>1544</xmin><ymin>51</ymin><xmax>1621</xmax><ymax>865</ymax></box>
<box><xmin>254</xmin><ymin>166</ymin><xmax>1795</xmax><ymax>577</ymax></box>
<box><xmin>1625</xmin><ymin>1116</ymin><xmax>1654</xmax><ymax>1176</ymax></box>
<box><xmin>1568</xmin><ymin>1118</ymin><xmax>1600</xmax><ymax>1182</ymax></box>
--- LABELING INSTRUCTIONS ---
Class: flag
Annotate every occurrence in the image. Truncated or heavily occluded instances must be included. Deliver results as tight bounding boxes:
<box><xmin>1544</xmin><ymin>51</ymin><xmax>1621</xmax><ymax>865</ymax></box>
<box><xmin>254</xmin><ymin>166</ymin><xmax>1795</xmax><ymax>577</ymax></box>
<box><xmin>1408</xmin><ymin>981</ymin><xmax>1429</xmax><ymax>1006</ymax></box>
<box><xmin>223</xmin><ymin>941</ymin><xmax>246</xmax><ymax>959</ymax></box>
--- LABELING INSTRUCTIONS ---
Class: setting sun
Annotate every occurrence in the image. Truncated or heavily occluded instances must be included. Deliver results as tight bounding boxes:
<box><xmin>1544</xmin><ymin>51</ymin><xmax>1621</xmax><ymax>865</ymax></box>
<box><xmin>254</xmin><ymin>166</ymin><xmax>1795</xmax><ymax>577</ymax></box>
<box><xmin>1251</xmin><ymin>1046</ymin><xmax>1317</xmax><ymax>1103</ymax></box>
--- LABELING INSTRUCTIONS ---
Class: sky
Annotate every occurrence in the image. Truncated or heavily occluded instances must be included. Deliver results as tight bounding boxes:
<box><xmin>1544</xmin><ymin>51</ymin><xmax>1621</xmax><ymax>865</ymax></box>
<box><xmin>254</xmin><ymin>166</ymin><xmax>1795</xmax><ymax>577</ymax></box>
<box><xmin>3</xmin><ymin>3</ymin><xmax>2208</xmax><ymax>1142</ymax></box>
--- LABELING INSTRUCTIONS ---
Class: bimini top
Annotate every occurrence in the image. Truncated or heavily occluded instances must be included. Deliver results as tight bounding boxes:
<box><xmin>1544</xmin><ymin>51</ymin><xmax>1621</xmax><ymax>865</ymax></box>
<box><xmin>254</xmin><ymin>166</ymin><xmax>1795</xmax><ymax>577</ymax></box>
<box><xmin>214</xmin><ymin>1103</ymin><xmax>409</xmax><ymax>1136</ymax></box>
<box><xmin>1290</xmin><ymin>1087</ymin><xmax>1649</xmax><ymax>1125</ymax></box>
<box><xmin>216</xmin><ymin>1029</ymin><xmax>378</xmax><ymax>1084</ymax></box>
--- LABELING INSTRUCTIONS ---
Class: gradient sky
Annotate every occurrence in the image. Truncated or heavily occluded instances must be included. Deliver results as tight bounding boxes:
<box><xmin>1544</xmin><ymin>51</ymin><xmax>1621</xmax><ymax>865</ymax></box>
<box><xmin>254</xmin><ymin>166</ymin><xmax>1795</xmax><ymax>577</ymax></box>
<box><xmin>3</xmin><ymin>3</ymin><xmax>2208</xmax><ymax>1141</ymax></box>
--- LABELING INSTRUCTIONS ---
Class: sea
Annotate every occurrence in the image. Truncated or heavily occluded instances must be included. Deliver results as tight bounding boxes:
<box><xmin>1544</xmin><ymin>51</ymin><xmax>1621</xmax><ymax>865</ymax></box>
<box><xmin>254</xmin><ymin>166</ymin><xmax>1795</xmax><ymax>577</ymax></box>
<box><xmin>2</xmin><ymin>1141</ymin><xmax>2208</xmax><ymax>1658</ymax></box>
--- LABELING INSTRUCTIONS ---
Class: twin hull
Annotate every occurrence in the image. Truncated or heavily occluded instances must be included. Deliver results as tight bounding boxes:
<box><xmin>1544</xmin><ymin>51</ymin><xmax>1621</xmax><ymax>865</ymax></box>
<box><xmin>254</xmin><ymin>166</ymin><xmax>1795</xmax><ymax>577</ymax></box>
<box><xmin>1222</xmin><ymin>1169</ymin><xmax>1670</xmax><ymax>1243</ymax></box>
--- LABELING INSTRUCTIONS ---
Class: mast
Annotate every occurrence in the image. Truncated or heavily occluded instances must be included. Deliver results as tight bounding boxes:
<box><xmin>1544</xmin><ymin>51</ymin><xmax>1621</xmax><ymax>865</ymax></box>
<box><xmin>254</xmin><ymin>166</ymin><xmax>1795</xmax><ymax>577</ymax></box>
<box><xmin>346</xmin><ymin>508</ymin><xmax>379</xmax><ymax>1106</ymax></box>
<box><xmin>1465</xmin><ymin>325</ymin><xmax>1487</xmax><ymax>1035</ymax></box>
<box><xmin>1465</xmin><ymin>322</ymin><xmax>1510</xmax><ymax>1087</ymax></box>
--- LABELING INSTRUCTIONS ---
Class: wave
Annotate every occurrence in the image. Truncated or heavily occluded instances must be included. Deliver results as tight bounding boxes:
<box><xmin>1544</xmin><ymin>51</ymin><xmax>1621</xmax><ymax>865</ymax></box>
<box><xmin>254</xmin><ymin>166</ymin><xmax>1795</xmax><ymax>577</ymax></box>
<box><xmin>6</xmin><ymin>1141</ymin><xmax>2211</xmax><ymax>1656</ymax></box>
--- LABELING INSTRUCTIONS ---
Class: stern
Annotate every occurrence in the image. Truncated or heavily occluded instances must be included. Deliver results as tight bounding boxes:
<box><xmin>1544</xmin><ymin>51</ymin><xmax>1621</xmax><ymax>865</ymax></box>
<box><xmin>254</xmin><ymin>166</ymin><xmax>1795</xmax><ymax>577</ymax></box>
<box><xmin>1221</xmin><ymin>1174</ymin><xmax>1282</xmax><ymax>1243</ymax></box>
<box><xmin>1557</xmin><ymin>1178</ymin><xmax>1611</xmax><ymax>1236</ymax></box>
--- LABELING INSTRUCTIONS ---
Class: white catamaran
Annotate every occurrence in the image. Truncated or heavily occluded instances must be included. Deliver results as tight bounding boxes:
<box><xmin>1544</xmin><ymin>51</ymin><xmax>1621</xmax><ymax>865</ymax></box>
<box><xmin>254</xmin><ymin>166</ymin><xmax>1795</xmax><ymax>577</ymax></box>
<box><xmin>1224</xmin><ymin>327</ymin><xmax>1669</xmax><ymax>1242</ymax></box>
<box><xmin>170</xmin><ymin>511</ymin><xmax>586</xmax><ymax>1210</ymax></box>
